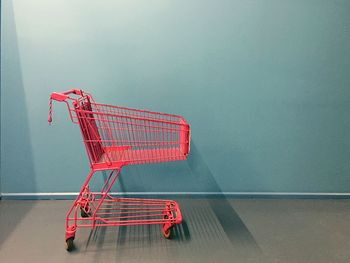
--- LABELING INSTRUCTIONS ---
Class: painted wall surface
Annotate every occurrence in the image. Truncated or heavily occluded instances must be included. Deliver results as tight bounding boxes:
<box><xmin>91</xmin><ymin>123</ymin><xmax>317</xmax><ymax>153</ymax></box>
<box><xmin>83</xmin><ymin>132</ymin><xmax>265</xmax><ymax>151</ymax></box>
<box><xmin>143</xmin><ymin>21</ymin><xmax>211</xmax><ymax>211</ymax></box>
<box><xmin>1</xmin><ymin>0</ymin><xmax>350</xmax><ymax>194</ymax></box>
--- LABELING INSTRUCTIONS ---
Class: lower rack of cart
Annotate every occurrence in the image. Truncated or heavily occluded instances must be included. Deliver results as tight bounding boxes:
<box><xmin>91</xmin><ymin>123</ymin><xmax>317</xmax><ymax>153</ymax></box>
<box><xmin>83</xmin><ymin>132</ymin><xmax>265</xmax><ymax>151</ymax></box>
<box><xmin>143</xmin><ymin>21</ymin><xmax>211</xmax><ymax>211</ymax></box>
<box><xmin>65</xmin><ymin>189</ymin><xmax>182</xmax><ymax>249</ymax></box>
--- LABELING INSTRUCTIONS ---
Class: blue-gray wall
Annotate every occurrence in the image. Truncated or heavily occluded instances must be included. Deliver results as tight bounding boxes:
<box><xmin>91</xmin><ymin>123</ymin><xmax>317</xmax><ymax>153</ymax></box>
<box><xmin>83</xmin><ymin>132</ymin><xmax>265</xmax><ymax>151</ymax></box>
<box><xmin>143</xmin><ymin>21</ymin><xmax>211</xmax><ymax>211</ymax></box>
<box><xmin>1</xmin><ymin>0</ymin><xmax>350</xmax><ymax>194</ymax></box>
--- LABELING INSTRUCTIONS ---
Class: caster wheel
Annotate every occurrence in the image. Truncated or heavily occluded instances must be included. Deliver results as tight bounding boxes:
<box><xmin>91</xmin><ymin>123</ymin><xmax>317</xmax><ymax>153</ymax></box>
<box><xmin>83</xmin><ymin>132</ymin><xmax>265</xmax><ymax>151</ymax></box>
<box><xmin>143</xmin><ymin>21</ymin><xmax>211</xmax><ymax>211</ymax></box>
<box><xmin>162</xmin><ymin>214</ymin><xmax>173</xmax><ymax>239</ymax></box>
<box><xmin>162</xmin><ymin>227</ymin><xmax>173</xmax><ymax>239</ymax></box>
<box><xmin>65</xmin><ymin>237</ymin><xmax>74</xmax><ymax>251</ymax></box>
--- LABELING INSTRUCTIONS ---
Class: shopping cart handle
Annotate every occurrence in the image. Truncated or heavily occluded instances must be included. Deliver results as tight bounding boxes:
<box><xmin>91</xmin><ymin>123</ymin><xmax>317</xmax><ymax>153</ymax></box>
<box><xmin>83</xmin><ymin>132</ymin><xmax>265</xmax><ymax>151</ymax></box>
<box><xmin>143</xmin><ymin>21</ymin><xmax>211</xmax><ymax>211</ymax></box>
<box><xmin>50</xmin><ymin>92</ymin><xmax>69</xmax><ymax>102</ymax></box>
<box><xmin>50</xmin><ymin>89</ymin><xmax>83</xmax><ymax>102</ymax></box>
<box><xmin>48</xmin><ymin>89</ymin><xmax>83</xmax><ymax>124</ymax></box>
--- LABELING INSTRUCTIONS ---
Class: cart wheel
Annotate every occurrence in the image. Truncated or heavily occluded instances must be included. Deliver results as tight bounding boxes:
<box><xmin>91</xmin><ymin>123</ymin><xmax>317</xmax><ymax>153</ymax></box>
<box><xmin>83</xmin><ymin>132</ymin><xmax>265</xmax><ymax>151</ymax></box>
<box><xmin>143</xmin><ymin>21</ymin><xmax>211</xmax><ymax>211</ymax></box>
<box><xmin>162</xmin><ymin>226</ymin><xmax>173</xmax><ymax>239</ymax></box>
<box><xmin>162</xmin><ymin>214</ymin><xmax>173</xmax><ymax>239</ymax></box>
<box><xmin>65</xmin><ymin>237</ymin><xmax>74</xmax><ymax>251</ymax></box>
<box><xmin>80</xmin><ymin>209</ymin><xmax>91</xmax><ymax>218</ymax></box>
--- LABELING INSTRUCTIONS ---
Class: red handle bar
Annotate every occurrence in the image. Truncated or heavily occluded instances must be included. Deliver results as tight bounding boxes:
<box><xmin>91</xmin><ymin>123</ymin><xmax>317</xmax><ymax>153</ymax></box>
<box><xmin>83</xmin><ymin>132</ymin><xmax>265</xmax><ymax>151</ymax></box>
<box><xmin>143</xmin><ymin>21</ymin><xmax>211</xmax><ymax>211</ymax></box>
<box><xmin>48</xmin><ymin>89</ymin><xmax>83</xmax><ymax>124</ymax></box>
<box><xmin>50</xmin><ymin>89</ymin><xmax>83</xmax><ymax>101</ymax></box>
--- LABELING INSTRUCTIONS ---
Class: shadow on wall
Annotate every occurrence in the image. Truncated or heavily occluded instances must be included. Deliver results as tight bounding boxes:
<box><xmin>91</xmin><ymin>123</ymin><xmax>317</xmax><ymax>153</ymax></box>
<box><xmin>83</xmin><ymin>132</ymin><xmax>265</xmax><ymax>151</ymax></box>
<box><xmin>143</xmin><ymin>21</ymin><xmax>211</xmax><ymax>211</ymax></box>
<box><xmin>187</xmin><ymin>140</ymin><xmax>261</xmax><ymax>252</ymax></box>
<box><xmin>0</xmin><ymin>0</ymin><xmax>36</xmax><ymax>248</ymax></box>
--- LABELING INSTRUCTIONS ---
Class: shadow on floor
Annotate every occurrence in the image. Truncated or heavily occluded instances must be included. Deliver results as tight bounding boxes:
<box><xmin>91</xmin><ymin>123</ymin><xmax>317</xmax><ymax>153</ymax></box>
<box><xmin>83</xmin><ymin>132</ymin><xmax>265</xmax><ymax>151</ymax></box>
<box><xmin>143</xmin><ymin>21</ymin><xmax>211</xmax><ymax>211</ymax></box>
<box><xmin>75</xmin><ymin>196</ymin><xmax>263</xmax><ymax>262</ymax></box>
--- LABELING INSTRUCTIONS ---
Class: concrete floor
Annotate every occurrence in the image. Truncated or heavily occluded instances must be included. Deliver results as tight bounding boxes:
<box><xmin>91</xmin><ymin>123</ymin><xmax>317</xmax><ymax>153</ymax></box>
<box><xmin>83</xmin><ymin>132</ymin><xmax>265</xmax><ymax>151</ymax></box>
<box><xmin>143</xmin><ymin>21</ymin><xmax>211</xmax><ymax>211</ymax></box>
<box><xmin>1</xmin><ymin>198</ymin><xmax>350</xmax><ymax>263</ymax></box>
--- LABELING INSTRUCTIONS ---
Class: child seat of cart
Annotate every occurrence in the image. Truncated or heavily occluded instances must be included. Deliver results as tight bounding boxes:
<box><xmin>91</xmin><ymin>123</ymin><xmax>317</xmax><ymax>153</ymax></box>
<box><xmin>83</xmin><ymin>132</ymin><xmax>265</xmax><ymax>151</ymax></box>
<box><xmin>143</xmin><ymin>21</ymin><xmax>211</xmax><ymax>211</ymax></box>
<box><xmin>76</xmin><ymin>96</ymin><xmax>105</xmax><ymax>164</ymax></box>
<box><xmin>76</xmin><ymin>97</ymin><xmax>133</xmax><ymax>166</ymax></box>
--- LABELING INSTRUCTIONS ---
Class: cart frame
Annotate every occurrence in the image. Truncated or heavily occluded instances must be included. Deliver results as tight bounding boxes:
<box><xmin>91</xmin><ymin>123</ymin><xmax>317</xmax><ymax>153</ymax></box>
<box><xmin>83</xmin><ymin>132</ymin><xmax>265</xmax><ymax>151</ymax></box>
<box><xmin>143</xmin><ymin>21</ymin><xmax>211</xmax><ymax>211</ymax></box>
<box><xmin>48</xmin><ymin>89</ymin><xmax>190</xmax><ymax>251</ymax></box>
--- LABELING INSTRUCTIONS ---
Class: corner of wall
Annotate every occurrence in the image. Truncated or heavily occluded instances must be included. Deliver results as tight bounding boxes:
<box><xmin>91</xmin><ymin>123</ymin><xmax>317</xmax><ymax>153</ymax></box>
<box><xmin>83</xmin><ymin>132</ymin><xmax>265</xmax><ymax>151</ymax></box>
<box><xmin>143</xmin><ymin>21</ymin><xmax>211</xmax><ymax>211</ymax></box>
<box><xmin>0</xmin><ymin>0</ymin><xmax>3</xmax><ymax>198</ymax></box>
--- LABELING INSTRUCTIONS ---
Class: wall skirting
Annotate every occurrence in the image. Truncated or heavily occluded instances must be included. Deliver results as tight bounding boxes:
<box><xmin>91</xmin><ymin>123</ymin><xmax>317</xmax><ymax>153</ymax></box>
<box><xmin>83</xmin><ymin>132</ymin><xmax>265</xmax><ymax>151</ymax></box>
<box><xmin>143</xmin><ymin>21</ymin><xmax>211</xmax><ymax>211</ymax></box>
<box><xmin>1</xmin><ymin>192</ymin><xmax>350</xmax><ymax>200</ymax></box>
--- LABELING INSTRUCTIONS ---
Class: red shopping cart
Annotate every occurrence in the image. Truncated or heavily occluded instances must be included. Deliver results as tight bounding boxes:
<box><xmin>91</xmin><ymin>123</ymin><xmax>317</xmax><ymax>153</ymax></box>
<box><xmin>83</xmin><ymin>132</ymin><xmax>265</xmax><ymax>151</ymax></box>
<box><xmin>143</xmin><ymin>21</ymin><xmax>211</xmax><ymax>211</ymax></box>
<box><xmin>48</xmin><ymin>89</ymin><xmax>190</xmax><ymax>251</ymax></box>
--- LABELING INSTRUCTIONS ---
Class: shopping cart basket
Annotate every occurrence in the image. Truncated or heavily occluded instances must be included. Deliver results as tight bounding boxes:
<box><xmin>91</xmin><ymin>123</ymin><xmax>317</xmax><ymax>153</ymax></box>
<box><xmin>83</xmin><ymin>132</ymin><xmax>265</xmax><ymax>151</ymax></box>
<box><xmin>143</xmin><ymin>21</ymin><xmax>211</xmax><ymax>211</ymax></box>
<box><xmin>48</xmin><ymin>89</ymin><xmax>190</xmax><ymax>251</ymax></box>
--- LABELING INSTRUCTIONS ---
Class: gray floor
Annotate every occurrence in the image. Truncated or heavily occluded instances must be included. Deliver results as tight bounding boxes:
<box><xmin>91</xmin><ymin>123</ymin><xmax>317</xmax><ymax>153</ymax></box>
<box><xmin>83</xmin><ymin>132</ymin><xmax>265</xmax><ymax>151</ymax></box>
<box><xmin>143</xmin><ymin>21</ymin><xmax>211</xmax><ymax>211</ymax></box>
<box><xmin>1</xmin><ymin>198</ymin><xmax>350</xmax><ymax>263</ymax></box>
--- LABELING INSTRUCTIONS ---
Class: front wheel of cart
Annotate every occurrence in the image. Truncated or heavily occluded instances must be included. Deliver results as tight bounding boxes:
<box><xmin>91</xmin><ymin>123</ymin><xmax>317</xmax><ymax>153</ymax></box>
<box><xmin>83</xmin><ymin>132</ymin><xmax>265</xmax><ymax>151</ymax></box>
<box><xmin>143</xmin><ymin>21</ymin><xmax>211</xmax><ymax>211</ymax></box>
<box><xmin>162</xmin><ymin>214</ymin><xmax>173</xmax><ymax>239</ymax></box>
<box><xmin>162</xmin><ymin>226</ymin><xmax>173</xmax><ymax>239</ymax></box>
<box><xmin>65</xmin><ymin>237</ymin><xmax>74</xmax><ymax>251</ymax></box>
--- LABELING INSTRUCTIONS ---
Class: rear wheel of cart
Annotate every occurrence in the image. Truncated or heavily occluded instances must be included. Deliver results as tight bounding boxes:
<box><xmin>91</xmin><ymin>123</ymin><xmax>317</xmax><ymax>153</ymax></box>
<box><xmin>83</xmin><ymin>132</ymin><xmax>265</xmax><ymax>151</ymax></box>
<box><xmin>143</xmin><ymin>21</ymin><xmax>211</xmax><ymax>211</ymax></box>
<box><xmin>80</xmin><ymin>208</ymin><xmax>91</xmax><ymax>218</ymax></box>
<box><xmin>65</xmin><ymin>237</ymin><xmax>74</xmax><ymax>251</ymax></box>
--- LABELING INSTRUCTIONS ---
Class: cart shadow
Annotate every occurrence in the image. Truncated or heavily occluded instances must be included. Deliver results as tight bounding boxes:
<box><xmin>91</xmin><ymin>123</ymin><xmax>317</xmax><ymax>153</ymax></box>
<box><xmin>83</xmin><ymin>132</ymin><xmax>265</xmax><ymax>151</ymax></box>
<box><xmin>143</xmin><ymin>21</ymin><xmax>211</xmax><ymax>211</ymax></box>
<box><xmin>85</xmin><ymin>219</ymin><xmax>191</xmax><ymax>250</ymax></box>
<box><xmin>186</xmin><ymin>141</ymin><xmax>262</xmax><ymax>253</ymax></box>
<box><xmin>81</xmin><ymin>196</ymin><xmax>262</xmax><ymax>262</ymax></box>
<box><xmin>76</xmin><ymin>141</ymin><xmax>261</xmax><ymax>259</ymax></box>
